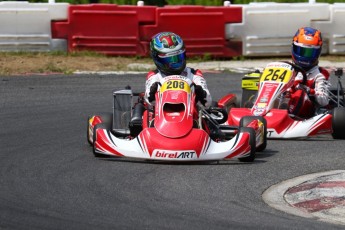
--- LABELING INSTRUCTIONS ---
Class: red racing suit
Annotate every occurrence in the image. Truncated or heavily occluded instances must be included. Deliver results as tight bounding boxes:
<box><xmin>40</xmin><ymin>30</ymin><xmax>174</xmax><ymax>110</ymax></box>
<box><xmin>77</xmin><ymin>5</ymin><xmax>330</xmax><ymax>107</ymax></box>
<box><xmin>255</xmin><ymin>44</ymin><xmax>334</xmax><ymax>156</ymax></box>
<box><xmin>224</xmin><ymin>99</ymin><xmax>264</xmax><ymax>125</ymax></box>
<box><xmin>288</xmin><ymin>66</ymin><xmax>330</xmax><ymax>118</ymax></box>
<box><xmin>145</xmin><ymin>67</ymin><xmax>212</xmax><ymax>107</ymax></box>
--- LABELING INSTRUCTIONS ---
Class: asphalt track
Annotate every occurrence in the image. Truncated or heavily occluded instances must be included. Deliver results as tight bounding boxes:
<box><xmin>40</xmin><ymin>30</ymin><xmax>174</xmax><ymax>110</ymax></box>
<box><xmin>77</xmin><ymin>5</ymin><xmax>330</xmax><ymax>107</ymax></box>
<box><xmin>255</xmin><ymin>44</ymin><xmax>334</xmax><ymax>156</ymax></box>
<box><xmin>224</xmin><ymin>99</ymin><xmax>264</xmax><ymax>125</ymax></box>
<box><xmin>1</xmin><ymin>72</ymin><xmax>345</xmax><ymax>230</ymax></box>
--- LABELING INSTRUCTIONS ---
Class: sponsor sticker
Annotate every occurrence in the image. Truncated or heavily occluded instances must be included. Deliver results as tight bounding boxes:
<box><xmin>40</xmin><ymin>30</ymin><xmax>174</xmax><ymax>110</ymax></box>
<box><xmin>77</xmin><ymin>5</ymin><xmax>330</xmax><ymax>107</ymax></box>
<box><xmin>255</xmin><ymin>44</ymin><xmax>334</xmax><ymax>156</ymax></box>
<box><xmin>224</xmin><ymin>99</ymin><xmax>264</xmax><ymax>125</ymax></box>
<box><xmin>153</xmin><ymin>150</ymin><xmax>197</xmax><ymax>159</ymax></box>
<box><xmin>256</xmin><ymin>103</ymin><xmax>267</xmax><ymax>109</ymax></box>
<box><xmin>259</xmin><ymin>97</ymin><xmax>268</xmax><ymax>103</ymax></box>
<box><xmin>253</xmin><ymin>109</ymin><xmax>265</xmax><ymax>116</ymax></box>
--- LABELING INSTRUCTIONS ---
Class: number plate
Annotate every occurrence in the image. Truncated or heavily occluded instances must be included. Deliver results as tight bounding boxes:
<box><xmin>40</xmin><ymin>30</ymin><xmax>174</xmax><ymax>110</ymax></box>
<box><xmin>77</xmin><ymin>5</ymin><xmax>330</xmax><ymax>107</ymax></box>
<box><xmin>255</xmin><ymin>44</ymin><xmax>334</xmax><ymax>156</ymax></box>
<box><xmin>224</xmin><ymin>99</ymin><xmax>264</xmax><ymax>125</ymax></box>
<box><xmin>160</xmin><ymin>80</ymin><xmax>191</xmax><ymax>93</ymax></box>
<box><xmin>260</xmin><ymin>62</ymin><xmax>293</xmax><ymax>83</ymax></box>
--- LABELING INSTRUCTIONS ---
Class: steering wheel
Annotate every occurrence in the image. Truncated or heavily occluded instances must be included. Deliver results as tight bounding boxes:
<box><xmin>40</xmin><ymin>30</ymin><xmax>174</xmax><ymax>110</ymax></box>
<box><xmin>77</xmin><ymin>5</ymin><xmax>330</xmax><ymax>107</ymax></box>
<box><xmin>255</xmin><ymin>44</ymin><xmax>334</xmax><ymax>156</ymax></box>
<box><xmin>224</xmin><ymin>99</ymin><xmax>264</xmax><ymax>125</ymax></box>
<box><xmin>281</xmin><ymin>61</ymin><xmax>307</xmax><ymax>85</ymax></box>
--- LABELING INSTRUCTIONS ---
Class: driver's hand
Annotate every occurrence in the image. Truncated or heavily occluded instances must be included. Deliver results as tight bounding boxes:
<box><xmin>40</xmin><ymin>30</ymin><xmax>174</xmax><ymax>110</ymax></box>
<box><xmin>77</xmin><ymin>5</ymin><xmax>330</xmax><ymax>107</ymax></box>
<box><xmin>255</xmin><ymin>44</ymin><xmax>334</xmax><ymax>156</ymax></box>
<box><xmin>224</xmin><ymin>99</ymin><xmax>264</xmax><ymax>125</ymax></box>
<box><xmin>148</xmin><ymin>82</ymin><xmax>159</xmax><ymax>102</ymax></box>
<box><xmin>296</xmin><ymin>84</ymin><xmax>311</xmax><ymax>94</ymax></box>
<box><xmin>195</xmin><ymin>85</ymin><xmax>207</xmax><ymax>106</ymax></box>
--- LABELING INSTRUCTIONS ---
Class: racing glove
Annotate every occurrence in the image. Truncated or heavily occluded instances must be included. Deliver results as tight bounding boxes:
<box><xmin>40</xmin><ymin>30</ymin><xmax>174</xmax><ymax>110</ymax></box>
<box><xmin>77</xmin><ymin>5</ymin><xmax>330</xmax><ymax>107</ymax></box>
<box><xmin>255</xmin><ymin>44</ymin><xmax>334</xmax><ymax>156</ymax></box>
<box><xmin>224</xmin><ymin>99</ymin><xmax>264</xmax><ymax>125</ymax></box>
<box><xmin>148</xmin><ymin>82</ymin><xmax>159</xmax><ymax>102</ymax></box>
<box><xmin>296</xmin><ymin>84</ymin><xmax>315</xmax><ymax>95</ymax></box>
<box><xmin>195</xmin><ymin>85</ymin><xmax>207</xmax><ymax>106</ymax></box>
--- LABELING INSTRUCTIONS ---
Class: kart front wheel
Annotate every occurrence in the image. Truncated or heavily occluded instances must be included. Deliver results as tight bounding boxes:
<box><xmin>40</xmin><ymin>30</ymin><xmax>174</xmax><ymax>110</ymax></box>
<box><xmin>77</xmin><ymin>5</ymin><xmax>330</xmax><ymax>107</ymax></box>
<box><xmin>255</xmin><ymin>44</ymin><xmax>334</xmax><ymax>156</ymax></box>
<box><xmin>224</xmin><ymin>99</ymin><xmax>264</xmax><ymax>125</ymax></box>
<box><xmin>92</xmin><ymin>123</ymin><xmax>110</xmax><ymax>158</ymax></box>
<box><xmin>332</xmin><ymin>107</ymin><xmax>345</xmax><ymax>139</ymax></box>
<box><xmin>238</xmin><ymin>127</ymin><xmax>256</xmax><ymax>162</ymax></box>
<box><xmin>240</xmin><ymin>116</ymin><xmax>267</xmax><ymax>152</ymax></box>
<box><xmin>87</xmin><ymin>116</ymin><xmax>93</xmax><ymax>145</ymax></box>
<box><xmin>87</xmin><ymin>113</ymin><xmax>113</xmax><ymax>145</ymax></box>
<box><xmin>88</xmin><ymin>113</ymin><xmax>113</xmax><ymax>157</ymax></box>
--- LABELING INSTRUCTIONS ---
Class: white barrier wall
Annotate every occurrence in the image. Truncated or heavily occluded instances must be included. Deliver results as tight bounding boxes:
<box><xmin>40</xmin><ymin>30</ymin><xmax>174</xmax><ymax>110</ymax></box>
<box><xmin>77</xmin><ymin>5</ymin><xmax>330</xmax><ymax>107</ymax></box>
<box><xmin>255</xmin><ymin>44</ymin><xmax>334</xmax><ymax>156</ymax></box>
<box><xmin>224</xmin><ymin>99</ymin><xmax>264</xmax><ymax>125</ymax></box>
<box><xmin>0</xmin><ymin>1</ymin><xmax>68</xmax><ymax>52</ymax></box>
<box><xmin>312</xmin><ymin>3</ymin><xmax>345</xmax><ymax>55</ymax></box>
<box><xmin>0</xmin><ymin>2</ymin><xmax>344</xmax><ymax>56</ymax></box>
<box><xmin>226</xmin><ymin>3</ymin><xmax>331</xmax><ymax>57</ymax></box>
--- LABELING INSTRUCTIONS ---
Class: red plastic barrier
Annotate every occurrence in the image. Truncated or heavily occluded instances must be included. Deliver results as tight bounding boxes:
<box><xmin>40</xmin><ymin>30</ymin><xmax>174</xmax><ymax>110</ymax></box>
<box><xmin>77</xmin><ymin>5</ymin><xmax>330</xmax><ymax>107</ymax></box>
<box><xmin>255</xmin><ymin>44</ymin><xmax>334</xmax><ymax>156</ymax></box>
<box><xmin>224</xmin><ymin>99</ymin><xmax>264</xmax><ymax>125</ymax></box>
<box><xmin>52</xmin><ymin>4</ymin><xmax>243</xmax><ymax>57</ymax></box>
<box><xmin>140</xmin><ymin>6</ymin><xmax>242</xmax><ymax>57</ymax></box>
<box><xmin>52</xmin><ymin>4</ymin><xmax>156</xmax><ymax>56</ymax></box>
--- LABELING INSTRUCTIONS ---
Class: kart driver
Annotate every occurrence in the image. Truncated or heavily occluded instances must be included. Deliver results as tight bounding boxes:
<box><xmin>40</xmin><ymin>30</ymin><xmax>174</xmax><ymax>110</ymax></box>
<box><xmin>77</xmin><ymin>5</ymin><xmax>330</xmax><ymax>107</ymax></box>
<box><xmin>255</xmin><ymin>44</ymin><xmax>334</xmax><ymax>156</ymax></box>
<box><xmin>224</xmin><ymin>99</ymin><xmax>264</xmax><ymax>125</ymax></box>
<box><xmin>287</xmin><ymin>26</ymin><xmax>330</xmax><ymax>118</ymax></box>
<box><xmin>145</xmin><ymin>31</ymin><xmax>212</xmax><ymax>107</ymax></box>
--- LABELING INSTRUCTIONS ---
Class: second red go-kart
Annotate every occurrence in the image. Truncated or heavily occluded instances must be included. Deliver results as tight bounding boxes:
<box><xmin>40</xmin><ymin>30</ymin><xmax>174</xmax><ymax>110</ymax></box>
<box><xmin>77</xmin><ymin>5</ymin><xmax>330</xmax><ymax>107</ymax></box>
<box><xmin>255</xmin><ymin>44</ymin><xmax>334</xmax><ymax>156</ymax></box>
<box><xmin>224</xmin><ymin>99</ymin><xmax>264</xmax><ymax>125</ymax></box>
<box><xmin>87</xmin><ymin>75</ymin><xmax>267</xmax><ymax>162</ymax></box>
<box><xmin>219</xmin><ymin>61</ymin><xmax>345</xmax><ymax>139</ymax></box>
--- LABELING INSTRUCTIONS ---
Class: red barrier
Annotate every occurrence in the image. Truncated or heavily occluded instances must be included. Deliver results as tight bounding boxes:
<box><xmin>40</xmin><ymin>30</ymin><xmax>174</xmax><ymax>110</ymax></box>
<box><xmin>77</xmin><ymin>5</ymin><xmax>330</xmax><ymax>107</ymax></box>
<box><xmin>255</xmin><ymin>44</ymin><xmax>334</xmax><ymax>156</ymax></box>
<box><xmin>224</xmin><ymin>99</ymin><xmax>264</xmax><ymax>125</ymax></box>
<box><xmin>52</xmin><ymin>4</ymin><xmax>156</xmax><ymax>56</ymax></box>
<box><xmin>52</xmin><ymin>4</ymin><xmax>242</xmax><ymax>57</ymax></box>
<box><xmin>140</xmin><ymin>6</ymin><xmax>242</xmax><ymax>57</ymax></box>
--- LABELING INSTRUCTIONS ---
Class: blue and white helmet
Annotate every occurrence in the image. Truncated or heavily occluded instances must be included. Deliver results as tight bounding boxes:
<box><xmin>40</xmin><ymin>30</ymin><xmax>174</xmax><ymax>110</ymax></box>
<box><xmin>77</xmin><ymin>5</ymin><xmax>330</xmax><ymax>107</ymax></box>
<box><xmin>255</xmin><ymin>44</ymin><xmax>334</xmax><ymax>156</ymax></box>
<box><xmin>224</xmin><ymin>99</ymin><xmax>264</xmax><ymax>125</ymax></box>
<box><xmin>150</xmin><ymin>32</ymin><xmax>186</xmax><ymax>75</ymax></box>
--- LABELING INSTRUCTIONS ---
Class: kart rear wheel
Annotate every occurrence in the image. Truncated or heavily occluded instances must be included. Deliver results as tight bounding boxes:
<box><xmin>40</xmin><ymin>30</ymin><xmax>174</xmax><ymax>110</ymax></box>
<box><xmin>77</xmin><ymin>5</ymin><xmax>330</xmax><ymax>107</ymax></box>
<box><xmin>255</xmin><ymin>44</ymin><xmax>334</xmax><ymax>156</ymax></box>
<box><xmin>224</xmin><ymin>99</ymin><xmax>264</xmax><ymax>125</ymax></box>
<box><xmin>238</xmin><ymin>127</ymin><xmax>256</xmax><ymax>162</ymax></box>
<box><xmin>332</xmin><ymin>107</ymin><xmax>345</xmax><ymax>139</ymax></box>
<box><xmin>240</xmin><ymin>116</ymin><xmax>267</xmax><ymax>152</ymax></box>
<box><xmin>328</xmin><ymin>87</ymin><xmax>345</xmax><ymax>109</ymax></box>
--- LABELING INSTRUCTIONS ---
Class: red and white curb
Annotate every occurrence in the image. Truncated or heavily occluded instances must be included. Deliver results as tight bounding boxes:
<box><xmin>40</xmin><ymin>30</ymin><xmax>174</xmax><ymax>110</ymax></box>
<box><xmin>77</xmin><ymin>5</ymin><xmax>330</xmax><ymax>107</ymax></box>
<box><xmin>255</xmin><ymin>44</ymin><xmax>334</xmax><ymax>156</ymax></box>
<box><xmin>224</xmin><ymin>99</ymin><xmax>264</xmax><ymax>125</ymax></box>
<box><xmin>263</xmin><ymin>170</ymin><xmax>345</xmax><ymax>226</ymax></box>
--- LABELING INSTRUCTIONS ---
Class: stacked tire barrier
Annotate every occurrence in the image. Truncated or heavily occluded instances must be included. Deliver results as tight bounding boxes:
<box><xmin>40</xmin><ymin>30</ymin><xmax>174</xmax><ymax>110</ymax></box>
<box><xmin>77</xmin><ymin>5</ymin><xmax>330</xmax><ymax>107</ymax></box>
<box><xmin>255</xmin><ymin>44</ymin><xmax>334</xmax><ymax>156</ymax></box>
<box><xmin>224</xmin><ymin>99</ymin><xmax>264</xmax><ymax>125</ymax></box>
<box><xmin>0</xmin><ymin>1</ymin><xmax>344</xmax><ymax>57</ymax></box>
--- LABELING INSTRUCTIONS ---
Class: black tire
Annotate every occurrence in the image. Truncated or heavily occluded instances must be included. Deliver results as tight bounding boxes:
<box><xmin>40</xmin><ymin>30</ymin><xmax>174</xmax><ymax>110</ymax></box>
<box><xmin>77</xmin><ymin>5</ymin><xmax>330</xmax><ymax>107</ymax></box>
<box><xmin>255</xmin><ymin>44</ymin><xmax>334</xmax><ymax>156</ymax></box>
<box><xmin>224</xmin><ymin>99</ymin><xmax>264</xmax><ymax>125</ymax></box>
<box><xmin>210</xmin><ymin>100</ymin><xmax>218</xmax><ymax>107</ymax></box>
<box><xmin>238</xmin><ymin>127</ymin><xmax>256</xmax><ymax>162</ymax></box>
<box><xmin>96</xmin><ymin>112</ymin><xmax>113</xmax><ymax>129</ymax></box>
<box><xmin>235</xmin><ymin>93</ymin><xmax>242</xmax><ymax>108</ymax></box>
<box><xmin>241</xmin><ymin>91</ymin><xmax>256</xmax><ymax>108</ymax></box>
<box><xmin>87</xmin><ymin>116</ymin><xmax>92</xmax><ymax>145</ymax></box>
<box><xmin>329</xmin><ymin>87</ymin><xmax>345</xmax><ymax>109</ymax></box>
<box><xmin>220</xmin><ymin>95</ymin><xmax>238</xmax><ymax>114</ymax></box>
<box><xmin>240</xmin><ymin>116</ymin><xmax>267</xmax><ymax>152</ymax></box>
<box><xmin>332</xmin><ymin>107</ymin><xmax>345</xmax><ymax>139</ymax></box>
<box><xmin>87</xmin><ymin>113</ymin><xmax>112</xmax><ymax>145</ymax></box>
<box><xmin>92</xmin><ymin>123</ymin><xmax>111</xmax><ymax>158</ymax></box>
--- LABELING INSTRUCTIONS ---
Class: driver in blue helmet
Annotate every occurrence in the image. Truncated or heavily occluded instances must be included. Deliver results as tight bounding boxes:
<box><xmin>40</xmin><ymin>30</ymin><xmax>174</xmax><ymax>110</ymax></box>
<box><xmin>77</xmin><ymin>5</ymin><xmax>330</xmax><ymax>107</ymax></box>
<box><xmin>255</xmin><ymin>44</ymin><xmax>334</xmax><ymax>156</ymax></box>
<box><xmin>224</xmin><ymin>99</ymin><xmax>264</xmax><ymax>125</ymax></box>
<box><xmin>145</xmin><ymin>32</ymin><xmax>212</xmax><ymax>107</ymax></box>
<box><xmin>287</xmin><ymin>27</ymin><xmax>330</xmax><ymax>118</ymax></box>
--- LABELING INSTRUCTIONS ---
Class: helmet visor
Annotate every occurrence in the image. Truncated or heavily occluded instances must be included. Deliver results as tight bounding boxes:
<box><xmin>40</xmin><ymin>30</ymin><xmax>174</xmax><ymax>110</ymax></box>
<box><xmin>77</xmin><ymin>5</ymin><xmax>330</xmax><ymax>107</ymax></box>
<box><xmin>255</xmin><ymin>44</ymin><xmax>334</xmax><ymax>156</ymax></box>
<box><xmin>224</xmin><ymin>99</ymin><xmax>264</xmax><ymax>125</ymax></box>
<box><xmin>158</xmin><ymin>52</ymin><xmax>186</xmax><ymax>70</ymax></box>
<box><xmin>293</xmin><ymin>43</ymin><xmax>320</xmax><ymax>58</ymax></box>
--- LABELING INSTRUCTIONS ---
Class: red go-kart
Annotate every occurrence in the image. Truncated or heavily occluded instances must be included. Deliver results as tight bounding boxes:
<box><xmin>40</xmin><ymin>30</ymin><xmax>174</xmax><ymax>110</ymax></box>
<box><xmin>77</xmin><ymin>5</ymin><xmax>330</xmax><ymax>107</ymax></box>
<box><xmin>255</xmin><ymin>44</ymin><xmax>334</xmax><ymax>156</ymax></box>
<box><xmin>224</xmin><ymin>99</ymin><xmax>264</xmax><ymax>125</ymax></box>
<box><xmin>87</xmin><ymin>75</ymin><xmax>267</xmax><ymax>162</ymax></box>
<box><xmin>219</xmin><ymin>61</ymin><xmax>345</xmax><ymax>139</ymax></box>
